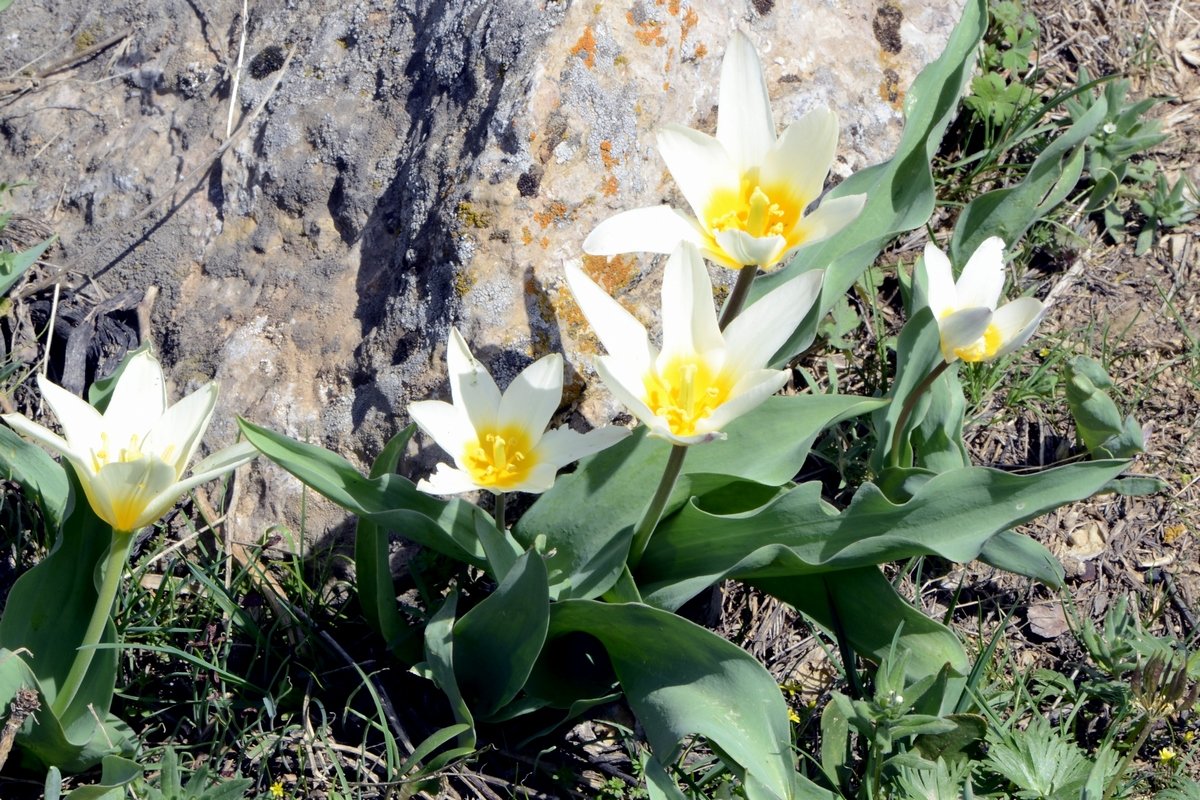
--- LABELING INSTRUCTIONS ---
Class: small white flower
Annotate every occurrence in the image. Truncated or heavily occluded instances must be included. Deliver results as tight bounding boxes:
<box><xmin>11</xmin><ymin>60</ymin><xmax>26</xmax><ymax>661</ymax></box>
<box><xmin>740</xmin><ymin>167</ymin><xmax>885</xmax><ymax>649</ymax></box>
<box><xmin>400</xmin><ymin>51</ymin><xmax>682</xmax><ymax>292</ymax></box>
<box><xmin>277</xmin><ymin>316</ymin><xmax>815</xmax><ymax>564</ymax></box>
<box><xmin>584</xmin><ymin>31</ymin><xmax>865</xmax><ymax>270</ymax></box>
<box><xmin>2</xmin><ymin>350</ymin><xmax>256</xmax><ymax>533</ymax></box>
<box><xmin>566</xmin><ymin>241</ymin><xmax>823</xmax><ymax>445</ymax></box>
<box><xmin>408</xmin><ymin>329</ymin><xmax>629</xmax><ymax>495</ymax></box>
<box><xmin>923</xmin><ymin>237</ymin><xmax>1046</xmax><ymax>363</ymax></box>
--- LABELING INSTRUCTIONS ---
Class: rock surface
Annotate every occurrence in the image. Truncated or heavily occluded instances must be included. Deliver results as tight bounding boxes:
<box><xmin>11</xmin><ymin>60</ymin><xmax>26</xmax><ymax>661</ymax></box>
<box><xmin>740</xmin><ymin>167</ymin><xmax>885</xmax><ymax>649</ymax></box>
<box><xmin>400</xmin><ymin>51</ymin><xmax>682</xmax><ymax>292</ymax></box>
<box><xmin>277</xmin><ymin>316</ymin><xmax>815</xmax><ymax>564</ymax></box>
<box><xmin>0</xmin><ymin>0</ymin><xmax>964</xmax><ymax>541</ymax></box>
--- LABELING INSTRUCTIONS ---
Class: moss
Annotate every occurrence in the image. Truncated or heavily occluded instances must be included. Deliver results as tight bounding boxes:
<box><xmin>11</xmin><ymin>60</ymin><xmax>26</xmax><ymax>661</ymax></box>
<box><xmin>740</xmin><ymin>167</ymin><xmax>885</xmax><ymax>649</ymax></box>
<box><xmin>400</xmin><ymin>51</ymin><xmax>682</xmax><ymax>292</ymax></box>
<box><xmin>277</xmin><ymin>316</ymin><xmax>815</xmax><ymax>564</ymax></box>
<box><xmin>73</xmin><ymin>27</ymin><xmax>101</xmax><ymax>53</ymax></box>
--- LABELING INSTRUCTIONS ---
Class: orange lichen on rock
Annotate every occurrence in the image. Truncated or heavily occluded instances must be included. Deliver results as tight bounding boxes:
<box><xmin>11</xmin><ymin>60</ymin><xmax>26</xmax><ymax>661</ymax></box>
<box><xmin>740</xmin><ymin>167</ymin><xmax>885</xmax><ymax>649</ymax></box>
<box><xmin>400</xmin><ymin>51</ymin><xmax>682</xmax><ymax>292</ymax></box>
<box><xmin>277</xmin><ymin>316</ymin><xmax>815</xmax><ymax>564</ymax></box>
<box><xmin>599</xmin><ymin>139</ymin><xmax>618</xmax><ymax>170</ymax></box>
<box><xmin>521</xmin><ymin>226</ymin><xmax>534</xmax><ymax>245</ymax></box>
<box><xmin>601</xmin><ymin>175</ymin><xmax>618</xmax><ymax>196</ymax></box>
<box><xmin>626</xmin><ymin>10</ymin><xmax>667</xmax><ymax>46</ymax></box>
<box><xmin>669</xmin><ymin>0</ymin><xmax>681</xmax><ymax>14</ymax></box>
<box><xmin>533</xmin><ymin>201</ymin><xmax>570</xmax><ymax>228</ymax></box>
<box><xmin>582</xmin><ymin>253</ymin><xmax>638</xmax><ymax>294</ymax></box>
<box><xmin>570</xmin><ymin>26</ymin><xmax>597</xmax><ymax>68</ymax></box>
<box><xmin>681</xmin><ymin>6</ymin><xmax>698</xmax><ymax>39</ymax></box>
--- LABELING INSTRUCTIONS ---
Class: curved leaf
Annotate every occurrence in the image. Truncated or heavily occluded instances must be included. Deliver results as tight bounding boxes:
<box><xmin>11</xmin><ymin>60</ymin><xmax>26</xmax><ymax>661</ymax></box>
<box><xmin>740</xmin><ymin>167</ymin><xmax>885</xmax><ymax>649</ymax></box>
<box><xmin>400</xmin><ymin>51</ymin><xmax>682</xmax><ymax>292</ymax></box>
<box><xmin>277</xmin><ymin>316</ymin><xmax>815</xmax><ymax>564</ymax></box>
<box><xmin>753</xmin><ymin>569</ymin><xmax>969</xmax><ymax>714</ymax></box>
<box><xmin>639</xmin><ymin>460</ymin><xmax>1129</xmax><ymax>608</ymax></box>
<box><xmin>453</xmin><ymin>550</ymin><xmax>550</xmax><ymax>718</ymax></box>
<box><xmin>0</xmin><ymin>424</ymin><xmax>70</xmax><ymax>531</ymax></box>
<box><xmin>239</xmin><ymin>419</ymin><xmax>490</xmax><ymax>568</ymax></box>
<box><xmin>545</xmin><ymin>601</ymin><xmax>834</xmax><ymax>800</ymax></box>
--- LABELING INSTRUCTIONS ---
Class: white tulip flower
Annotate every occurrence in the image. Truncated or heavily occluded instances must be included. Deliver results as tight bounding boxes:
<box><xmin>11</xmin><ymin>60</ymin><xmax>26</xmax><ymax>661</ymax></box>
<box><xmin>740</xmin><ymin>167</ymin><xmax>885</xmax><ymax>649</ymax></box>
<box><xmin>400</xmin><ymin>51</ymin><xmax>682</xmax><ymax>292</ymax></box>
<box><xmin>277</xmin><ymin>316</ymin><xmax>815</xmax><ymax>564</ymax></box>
<box><xmin>584</xmin><ymin>30</ymin><xmax>865</xmax><ymax>270</ymax></box>
<box><xmin>2</xmin><ymin>350</ymin><xmax>257</xmax><ymax>533</ymax></box>
<box><xmin>408</xmin><ymin>329</ymin><xmax>629</xmax><ymax>495</ymax></box>
<box><xmin>566</xmin><ymin>241</ymin><xmax>823</xmax><ymax>446</ymax></box>
<box><xmin>923</xmin><ymin>237</ymin><xmax>1046</xmax><ymax>363</ymax></box>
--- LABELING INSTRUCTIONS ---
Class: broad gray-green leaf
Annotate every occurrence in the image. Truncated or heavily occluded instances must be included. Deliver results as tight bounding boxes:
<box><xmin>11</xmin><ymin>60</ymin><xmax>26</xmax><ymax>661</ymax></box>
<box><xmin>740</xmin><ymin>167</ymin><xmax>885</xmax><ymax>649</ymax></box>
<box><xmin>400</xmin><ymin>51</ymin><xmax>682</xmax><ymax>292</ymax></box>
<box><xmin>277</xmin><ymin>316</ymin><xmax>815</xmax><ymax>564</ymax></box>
<box><xmin>453</xmin><ymin>550</ymin><xmax>549</xmax><ymax>719</ymax></box>
<box><xmin>0</xmin><ymin>424</ymin><xmax>70</xmax><ymax>531</ymax></box>
<box><xmin>239</xmin><ymin>419</ymin><xmax>489</xmax><ymax>568</ymax></box>
<box><xmin>754</xmin><ymin>569</ymin><xmax>968</xmax><ymax>713</ymax></box>
<box><xmin>978</xmin><ymin>529</ymin><xmax>1064</xmax><ymax>587</ymax></box>
<box><xmin>950</xmin><ymin>95</ymin><xmax>1107</xmax><ymax>262</ymax></box>
<box><xmin>355</xmin><ymin>425</ymin><xmax>417</xmax><ymax>657</ymax></box>
<box><xmin>545</xmin><ymin>601</ymin><xmax>833</xmax><ymax>800</ymax></box>
<box><xmin>422</xmin><ymin>591</ymin><xmax>475</xmax><ymax>751</ymax></box>
<box><xmin>516</xmin><ymin>394</ymin><xmax>885</xmax><ymax>601</ymax></box>
<box><xmin>0</xmin><ymin>235</ymin><xmax>54</xmax><ymax>297</ymax></box>
<box><xmin>639</xmin><ymin>460</ymin><xmax>1128</xmax><ymax>608</ymax></box>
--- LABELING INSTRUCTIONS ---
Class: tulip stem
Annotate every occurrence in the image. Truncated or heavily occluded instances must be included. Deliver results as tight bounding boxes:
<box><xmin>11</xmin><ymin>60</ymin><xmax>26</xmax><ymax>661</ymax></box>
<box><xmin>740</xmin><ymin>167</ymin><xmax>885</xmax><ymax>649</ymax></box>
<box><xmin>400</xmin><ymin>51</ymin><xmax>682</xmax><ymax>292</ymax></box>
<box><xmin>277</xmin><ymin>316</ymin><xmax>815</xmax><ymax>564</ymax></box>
<box><xmin>52</xmin><ymin>529</ymin><xmax>135</xmax><ymax>718</ymax></box>
<box><xmin>494</xmin><ymin>492</ymin><xmax>507</xmax><ymax>531</ymax></box>
<box><xmin>888</xmin><ymin>361</ymin><xmax>951</xmax><ymax>469</ymax></box>
<box><xmin>628</xmin><ymin>444</ymin><xmax>688</xmax><ymax>569</ymax></box>
<box><xmin>718</xmin><ymin>265</ymin><xmax>758</xmax><ymax>330</ymax></box>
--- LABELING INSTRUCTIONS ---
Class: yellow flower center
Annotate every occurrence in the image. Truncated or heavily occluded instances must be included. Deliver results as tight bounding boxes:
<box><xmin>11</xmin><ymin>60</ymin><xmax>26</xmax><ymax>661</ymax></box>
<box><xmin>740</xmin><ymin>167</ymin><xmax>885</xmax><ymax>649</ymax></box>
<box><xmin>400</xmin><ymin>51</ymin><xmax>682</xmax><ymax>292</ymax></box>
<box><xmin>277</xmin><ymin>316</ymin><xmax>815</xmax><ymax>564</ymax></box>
<box><xmin>643</xmin><ymin>355</ymin><xmax>733</xmax><ymax>437</ymax></box>
<box><xmin>951</xmin><ymin>323</ymin><xmax>1003</xmax><ymax>363</ymax></box>
<box><xmin>704</xmin><ymin>174</ymin><xmax>806</xmax><ymax>245</ymax></box>
<box><xmin>91</xmin><ymin>432</ymin><xmax>177</xmax><ymax>473</ymax></box>
<box><xmin>463</xmin><ymin>426</ymin><xmax>537</xmax><ymax>490</ymax></box>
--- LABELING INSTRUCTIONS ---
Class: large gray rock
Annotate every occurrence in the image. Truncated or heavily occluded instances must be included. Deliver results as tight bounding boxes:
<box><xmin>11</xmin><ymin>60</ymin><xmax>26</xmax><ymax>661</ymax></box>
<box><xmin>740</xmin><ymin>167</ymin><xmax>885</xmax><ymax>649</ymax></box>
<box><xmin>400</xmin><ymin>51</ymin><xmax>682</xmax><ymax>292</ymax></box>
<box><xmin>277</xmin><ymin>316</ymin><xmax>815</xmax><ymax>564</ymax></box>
<box><xmin>0</xmin><ymin>0</ymin><xmax>963</xmax><ymax>541</ymax></box>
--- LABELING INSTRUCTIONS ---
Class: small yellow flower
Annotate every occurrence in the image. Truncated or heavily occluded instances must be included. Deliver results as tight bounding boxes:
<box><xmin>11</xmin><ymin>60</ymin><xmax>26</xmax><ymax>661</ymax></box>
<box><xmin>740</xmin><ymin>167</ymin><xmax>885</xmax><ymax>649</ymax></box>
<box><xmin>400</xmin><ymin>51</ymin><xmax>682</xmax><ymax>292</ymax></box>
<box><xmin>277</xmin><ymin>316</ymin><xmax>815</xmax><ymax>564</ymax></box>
<box><xmin>1158</xmin><ymin>747</ymin><xmax>1179</xmax><ymax>766</ymax></box>
<box><xmin>922</xmin><ymin>238</ymin><xmax>1046</xmax><ymax>364</ymax></box>
<box><xmin>1</xmin><ymin>349</ymin><xmax>257</xmax><ymax>533</ymax></box>
<box><xmin>1184</xmin><ymin>731</ymin><xmax>1196</xmax><ymax>744</ymax></box>
<box><xmin>584</xmin><ymin>31</ymin><xmax>865</xmax><ymax>270</ymax></box>
<box><xmin>787</xmin><ymin>707</ymin><xmax>801</xmax><ymax>724</ymax></box>
<box><xmin>408</xmin><ymin>329</ymin><xmax>629</xmax><ymax>495</ymax></box>
<box><xmin>269</xmin><ymin>780</ymin><xmax>285</xmax><ymax>798</ymax></box>
<box><xmin>566</xmin><ymin>242</ymin><xmax>823</xmax><ymax>445</ymax></box>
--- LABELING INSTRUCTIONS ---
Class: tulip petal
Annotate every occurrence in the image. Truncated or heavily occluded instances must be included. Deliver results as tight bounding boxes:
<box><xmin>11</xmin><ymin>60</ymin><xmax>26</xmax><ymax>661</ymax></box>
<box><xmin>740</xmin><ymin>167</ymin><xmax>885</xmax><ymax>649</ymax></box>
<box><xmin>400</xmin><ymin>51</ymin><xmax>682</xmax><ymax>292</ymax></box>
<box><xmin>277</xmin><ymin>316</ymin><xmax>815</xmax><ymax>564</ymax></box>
<box><xmin>417</xmin><ymin>463</ymin><xmax>485</xmax><ymax>496</ymax></box>
<box><xmin>511</xmin><ymin>462</ymin><xmax>560</xmax><ymax>494</ymax></box>
<box><xmin>716</xmin><ymin>30</ymin><xmax>776</xmax><ymax>172</ymax></box>
<box><xmin>660</xmin><ymin>244</ymin><xmax>723</xmax><ymax>360</ymax></box>
<box><xmin>938</xmin><ymin>307</ymin><xmax>993</xmax><ymax>363</ymax></box>
<box><xmin>762</xmin><ymin>107</ymin><xmax>838</xmax><ymax>206</ymax></box>
<box><xmin>713</xmin><ymin>229</ymin><xmax>786</xmax><ymax>268</ymax></box>
<box><xmin>921</xmin><ymin>242</ymin><xmax>958</xmax><ymax>319</ymax></box>
<box><xmin>104</xmin><ymin>351</ymin><xmax>168</xmax><ymax>441</ymax></box>
<box><xmin>565</xmin><ymin>263</ymin><xmax>654</xmax><ymax>372</ymax></box>
<box><xmin>1</xmin><ymin>412</ymin><xmax>75</xmax><ymax>463</ymax></box>
<box><xmin>143</xmin><ymin>382</ymin><xmax>218</xmax><ymax>478</ymax></box>
<box><xmin>792</xmin><ymin>193</ymin><xmax>867</xmax><ymax>250</ymax></box>
<box><xmin>497</xmin><ymin>354</ymin><xmax>563</xmax><ymax>444</ymax></box>
<box><xmin>188</xmin><ymin>440</ymin><xmax>259</xmax><ymax>476</ymax></box>
<box><xmin>723</xmin><ymin>269</ymin><xmax>823</xmax><ymax>372</ymax></box>
<box><xmin>655</xmin><ymin>125</ymin><xmax>741</xmax><ymax>224</ymax></box>
<box><xmin>583</xmin><ymin>205</ymin><xmax>707</xmax><ymax>257</ymax></box>
<box><xmin>538</xmin><ymin>425</ymin><xmax>629</xmax><ymax>467</ymax></box>
<box><xmin>593</xmin><ymin>355</ymin><xmax>658</xmax><ymax>431</ymax></box>
<box><xmin>447</xmin><ymin>328</ymin><xmax>501</xmax><ymax>433</ymax></box>
<box><xmin>992</xmin><ymin>297</ymin><xmax>1047</xmax><ymax>359</ymax></box>
<box><xmin>88</xmin><ymin>458</ymin><xmax>178</xmax><ymax>532</ymax></box>
<box><xmin>36</xmin><ymin>377</ymin><xmax>105</xmax><ymax>452</ymax></box>
<box><xmin>702</xmin><ymin>368</ymin><xmax>791</xmax><ymax>433</ymax></box>
<box><xmin>956</xmin><ymin>236</ymin><xmax>1006</xmax><ymax>310</ymax></box>
<box><xmin>408</xmin><ymin>400</ymin><xmax>473</xmax><ymax>464</ymax></box>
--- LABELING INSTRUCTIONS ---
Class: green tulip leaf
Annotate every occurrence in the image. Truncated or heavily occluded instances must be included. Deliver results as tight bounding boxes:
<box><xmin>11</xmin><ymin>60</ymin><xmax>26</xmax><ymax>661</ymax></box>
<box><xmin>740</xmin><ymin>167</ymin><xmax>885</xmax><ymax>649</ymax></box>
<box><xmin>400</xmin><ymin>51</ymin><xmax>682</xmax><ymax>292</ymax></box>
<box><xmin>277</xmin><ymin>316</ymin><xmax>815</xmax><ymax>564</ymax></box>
<box><xmin>951</xmin><ymin>97</ymin><xmax>1106</xmax><ymax>264</ymax></box>
<box><xmin>545</xmin><ymin>600</ymin><xmax>833</xmax><ymax>800</ymax></box>
<box><xmin>453</xmin><ymin>550</ymin><xmax>549</xmax><ymax>718</ymax></box>
<box><xmin>977</xmin><ymin>529</ymin><xmax>1065</xmax><ymax>587</ymax></box>
<box><xmin>639</xmin><ymin>460</ymin><xmax>1128</xmax><ymax>609</ymax></box>
<box><xmin>756</xmin><ymin>0</ymin><xmax>987</xmax><ymax>363</ymax></box>
<box><xmin>0</xmin><ymin>424</ymin><xmax>70</xmax><ymax>531</ymax></box>
<box><xmin>239</xmin><ymin>419</ymin><xmax>490</xmax><ymax>568</ymax></box>
<box><xmin>754</xmin><ymin>569</ymin><xmax>969</xmax><ymax>714</ymax></box>
<box><xmin>62</xmin><ymin>755</ymin><xmax>142</xmax><ymax>799</ymax></box>
<box><xmin>516</xmin><ymin>394</ymin><xmax>886</xmax><ymax>601</ymax></box>
<box><xmin>0</xmin><ymin>473</ymin><xmax>134</xmax><ymax>771</ymax></box>
<box><xmin>422</xmin><ymin>591</ymin><xmax>475</xmax><ymax>751</ymax></box>
<box><xmin>355</xmin><ymin>424</ymin><xmax>417</xmax><ymax>657</ymax></box>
